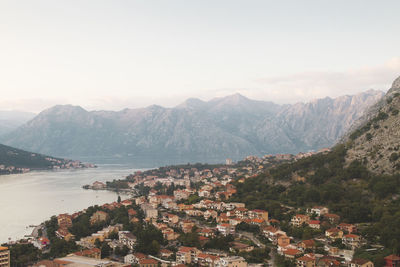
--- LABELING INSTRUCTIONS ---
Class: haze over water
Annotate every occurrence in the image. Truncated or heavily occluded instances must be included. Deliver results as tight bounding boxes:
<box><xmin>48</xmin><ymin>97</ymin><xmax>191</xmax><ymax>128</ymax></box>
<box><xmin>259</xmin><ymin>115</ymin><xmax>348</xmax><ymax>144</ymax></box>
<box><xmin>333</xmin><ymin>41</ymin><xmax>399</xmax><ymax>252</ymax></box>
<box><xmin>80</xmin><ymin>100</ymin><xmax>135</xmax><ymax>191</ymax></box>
<box><xmin>0</xmin><ymin>164</ymin><xmax>140</xmax><ymax>243</ymax></box>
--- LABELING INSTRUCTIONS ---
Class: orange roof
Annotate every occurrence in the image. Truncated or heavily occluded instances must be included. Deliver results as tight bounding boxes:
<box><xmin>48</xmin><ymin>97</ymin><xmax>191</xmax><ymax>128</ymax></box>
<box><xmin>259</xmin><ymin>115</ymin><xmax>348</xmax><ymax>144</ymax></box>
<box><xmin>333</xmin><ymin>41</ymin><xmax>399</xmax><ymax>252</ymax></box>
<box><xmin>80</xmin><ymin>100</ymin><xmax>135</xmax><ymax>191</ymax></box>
<box><xmin>133</xmin><ymin>252</ymin><xmax>147</xmax><ymax>259</ymax></box>
<box><xmin>297</xmin><ymin>256</ymin><xmax>314</xmax><ymax>262</ymax></box>
<box><xmin>385</xmin><ymin>255</ymin><xmax>400</xmax><ymax>260</ymax></box>
<box><xmin>326</xmin><ymin>228</ymin><xmax>341</xmax><ymax>233</ymax></box>
<box><xmin>140</xmin><ymin>258</ymin><xmax>158</xmax><ymax>264</ymax></box>
<box><xmin>308</xmin><ymin>220</ymin><xmax>320</xmax><ymax>224</ymax></box>
<box><xmin>0</xmin><ymin>246</ymin><xmax>8</xmax><ymax>251</ymax></box>
<box><xmin>284</xmin><ymin>249</ymin><xmax>301</xmax><ymax>256</ymax></box>
<box><xmin>54</xmin><ymin>259</ymin><xmax>72</xmax><ymax>265</ymax></box>
<box><xmin>252</xmin><ymin>218</ymin><xmax>264</xmax><ymax>223</ymax></box>
<box><xmin>252</xmin><ymin>209</ymin><xmax>267</xmax><ymax>213</ymax></box>
<box><xmin>344</xmin><ymin>234</ymin><xmax>359</xmax><ymax>238</ymax></box>
<box><xmin>338</xmin><ymin>223</ymin><xmax>353</xmax><ymax>227</ymax></box>
<box><xmin>263</xmin><ymin>226</ymin><xmax>278</xmax><ymax>232</ymax></box>
<box><xmin>178</xmin><ymin>246</ymin><xmax>197</xmax><ymax>253</ymax></box>
<box><xmin>301</xmin><ymin>239</ymin><xmax>315</xmax><ymax>247</ymax></box>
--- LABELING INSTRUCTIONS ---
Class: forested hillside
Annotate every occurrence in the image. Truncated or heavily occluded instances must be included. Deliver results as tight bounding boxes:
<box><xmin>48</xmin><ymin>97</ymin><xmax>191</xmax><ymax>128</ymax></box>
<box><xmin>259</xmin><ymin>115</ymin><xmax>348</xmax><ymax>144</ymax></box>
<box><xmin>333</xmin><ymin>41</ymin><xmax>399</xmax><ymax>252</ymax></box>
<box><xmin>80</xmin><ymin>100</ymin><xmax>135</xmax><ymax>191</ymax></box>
<box><xmin>0</xmin><ymin>143</ymin><xmax>89</xmax><ymax>175</ymax></box>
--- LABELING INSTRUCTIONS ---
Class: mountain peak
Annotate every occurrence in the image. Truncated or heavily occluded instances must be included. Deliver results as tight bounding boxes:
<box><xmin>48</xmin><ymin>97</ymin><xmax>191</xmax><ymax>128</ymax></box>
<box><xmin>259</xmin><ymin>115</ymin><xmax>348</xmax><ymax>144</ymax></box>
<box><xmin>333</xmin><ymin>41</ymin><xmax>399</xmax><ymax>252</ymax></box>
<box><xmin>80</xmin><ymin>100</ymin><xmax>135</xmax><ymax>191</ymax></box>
<box><xmin>392</xmin><ymin>75</ymin><xmax>400</xmax><ymax>88</ymax></box>
<box><xmin>44</xmin><ymin>104</ymin><xmax>86</xmax><ymax>113</ymax></box>
<box><xmin>176</xmin><ymin>98</ymin><xmax>206</xmax><ymax>109</ymax></box>
<box><xmin>38</xmin><ymin>105</ymin><xmax>88</xmax><ymax>120</ymax></box>
<box><xmin>223</xmin><ymin>93</ymin><xmax>249</xmax><ymax>101</ymax></box>
<box><xmin>210</xmin><ymin>93</ymin><xmax>251</xmax><ymax>105</ymax></box>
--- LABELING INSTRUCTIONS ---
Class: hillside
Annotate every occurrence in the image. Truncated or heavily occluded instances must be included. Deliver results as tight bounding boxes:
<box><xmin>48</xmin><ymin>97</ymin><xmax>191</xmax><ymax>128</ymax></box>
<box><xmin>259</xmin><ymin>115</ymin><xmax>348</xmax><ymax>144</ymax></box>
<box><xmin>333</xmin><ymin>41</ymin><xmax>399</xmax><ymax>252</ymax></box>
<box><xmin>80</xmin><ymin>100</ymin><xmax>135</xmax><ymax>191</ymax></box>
<box><xmin>229</xmin><ymin>76</ymin><xmax>400</xmax><ymax>263</ymax></box>
<box><xmin>0</xmin><ymin>143</ymin><xmax>91</xmax><ymax>175</ymax></box>
<box><xmin>0</xmin><ymin>91</ymin><xmax>383</xmax><ymax>164</ymax></box>
<box><xmin>345</xmin><ymin>76</ymin><xmax>400</xmax><ymax>174</ymax></box>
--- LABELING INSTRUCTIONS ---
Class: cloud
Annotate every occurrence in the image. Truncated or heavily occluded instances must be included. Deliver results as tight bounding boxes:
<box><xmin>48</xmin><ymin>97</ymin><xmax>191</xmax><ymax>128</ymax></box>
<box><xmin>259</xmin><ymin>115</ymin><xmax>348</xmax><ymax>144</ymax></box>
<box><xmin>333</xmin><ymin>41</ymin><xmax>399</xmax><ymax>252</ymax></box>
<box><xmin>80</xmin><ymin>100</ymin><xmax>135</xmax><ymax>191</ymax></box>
<box><xmin>1</xmin><ymin>58</ymin><xmax>399</xmax><ymax>112</ymax></box>
<box><xmin>249</xmin><ymin>57</ymin><xmax>400</xmax><ymax>104</ymax></box>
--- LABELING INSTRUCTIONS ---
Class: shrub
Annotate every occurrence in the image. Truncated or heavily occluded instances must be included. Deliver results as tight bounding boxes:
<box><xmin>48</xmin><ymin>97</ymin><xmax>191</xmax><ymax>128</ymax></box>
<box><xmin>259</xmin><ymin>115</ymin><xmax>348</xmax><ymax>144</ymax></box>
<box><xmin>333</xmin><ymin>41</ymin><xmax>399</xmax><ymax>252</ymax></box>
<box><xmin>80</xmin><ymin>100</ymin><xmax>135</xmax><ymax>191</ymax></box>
<box><xmin>389</xmin><ymin>153</ymin><xmax>399</xmax><ymax>162</ymax></box>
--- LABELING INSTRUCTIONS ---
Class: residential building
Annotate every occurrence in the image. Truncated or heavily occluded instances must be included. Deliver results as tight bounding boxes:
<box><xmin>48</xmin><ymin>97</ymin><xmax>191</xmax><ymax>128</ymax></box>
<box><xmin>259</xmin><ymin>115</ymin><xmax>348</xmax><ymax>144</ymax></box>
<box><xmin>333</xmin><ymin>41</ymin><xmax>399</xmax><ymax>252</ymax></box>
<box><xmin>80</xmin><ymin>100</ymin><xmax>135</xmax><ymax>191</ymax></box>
<box><xmin>283</xmin><ymin>249</ymin><xmax>302</xmax><ymax>259</ymax></box>
<box><xmin>160</xmin><ymin>249</ymin><xmax>173</xmax><ymax>259</ymax></box>
<box><xmin>230</xmin><ymin>242</ymin><xmax>254</xmax><ymax>253</ymax></box>
<box><xmin>57</xmin><ymin>214</ymin><xmax>73</xmax><ymax>229</ymax></box>
<box><xmin>299</xmin><ymin>240</ymin><xmax>315</xmax><ymax>251</ymax></box>
<box><xmin>277</xmin><ymin>235</ymin><xmax>290</xmax><ymax>247</ymax></box>
<box><xmin>217</xmin><ymin>224</ymin><xmax>235</xmax><ymax>236</ymax></box>
<box><xmin>291</xmin><ymin>214</ymin><xmax>310</xmax><ymax>227</ymax></box>
<box><xmin>163</xmin><ymin>213</ymin><xmax>179</xmax><ymax>225</ymax></box>
<box><xmin>176</xmin><ymin>247</ymin><xmax>201</xmax><ymax>264</ymax></box>
<box><xmin>90</xmin><ymin>211</ymin><xmax>108</xmax><ymax>225</ymax></box>
<box><xmin>216</xmin><ymin>256</ymin><xmax>247</xmax><ymax>267</ymax></box>
<box><xmin>384</xmin><ymin>255</ymin><xmax>400</xmax><ymax>267</ymax></box>
<box><xmin>296</xmin><ymin>255</ymin><xmax>316</xmax><ymax>267</ymax></box>
<box><xmin>318</xmin><ymin>257</ymin><xmax>341</xmax><ymax>267</ymax></box>
<box><xmin>124</xmin><ymin>252</ymin><xmax>147</xmax><ymax>264</ymax></box>
<box><xmin>141</xmin><ymin>203</ymin><xmax>158</xmax><ymax>219</ymax></box>
<box><xmin>0</xmin><ymin>246</ymin><xmax>10</xmax><ymax>267</ymax></box>
<box><xmin>307</xmin><ymin>206</ymin><xmax>329</xmax><ymax>217</ymax></box>
<box><xmin>119</xmin><ymin>231</ymin><xmax>137</xmax><ymax>250</ymax></box>
<box><xmin>92</xmin><ymin>181</ymin><xmax>106</xmax><ymax>190</ymax></box>
<box><xmin>325</xmin><ymin>228</ymin><xmax>343</xmax><ymax>239</ymax></box>
<box><xmin>197</xmin><ymin>253</ymin><xmax>220</xmax><ymax>267</ymax></box>
<box><xmin>342</xmin><ymin>234</ymin><xmax>361</xmax><ymax>249</ymax></box>
<box><xmin>248</xmin><ymin>209</ymin><xmax>268</xmax><ymax>221</ymax></box>
<box><xmin>338</xmin><ymin>223</ymin><xmax>357</xmax><ymax>234</ymax></box>
<box><xmin>307</xmin><ymin>220</ymin><xmax>321</xmax><ymax>229</ymax></box>
<box><xmin>139</xmin><ymin>258</ymin><xmax>158</xmax><ymax>267</ymax></box>
<box><xmin>73</xmin><ymin>248</ymin><xmax>101</xmax><ymax>259</ymax></box>
<box><xmin>323</xmin><ymin>214</ymin><xmax>340</xmax><ymax>225</ymax></box>
<box><xmin>349</xmin><ymin>258</ymin><xmax>374</xmax><ymax>267</ymax></box>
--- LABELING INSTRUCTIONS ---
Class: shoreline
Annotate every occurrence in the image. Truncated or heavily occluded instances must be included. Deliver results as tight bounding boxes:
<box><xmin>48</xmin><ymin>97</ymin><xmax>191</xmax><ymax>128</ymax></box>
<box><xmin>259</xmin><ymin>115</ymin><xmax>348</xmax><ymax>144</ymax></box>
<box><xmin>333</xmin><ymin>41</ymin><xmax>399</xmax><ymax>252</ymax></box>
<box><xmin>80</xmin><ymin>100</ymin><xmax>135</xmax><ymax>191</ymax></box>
<box><xmin>0</xmin><ymin>165</ymin><xmax>137</xmax><ymax>244</ymax></box>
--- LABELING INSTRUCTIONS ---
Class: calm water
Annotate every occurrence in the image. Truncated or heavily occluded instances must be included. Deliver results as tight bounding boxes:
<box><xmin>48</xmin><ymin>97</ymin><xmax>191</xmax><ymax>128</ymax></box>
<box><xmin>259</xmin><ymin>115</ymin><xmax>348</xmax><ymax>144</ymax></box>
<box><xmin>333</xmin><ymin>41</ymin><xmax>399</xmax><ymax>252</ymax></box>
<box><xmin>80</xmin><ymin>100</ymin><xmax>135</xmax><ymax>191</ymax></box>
<box><xmin>0</xmin><ymin>164</ymin><xmax>140</xmax><ymax>243</ymax></box>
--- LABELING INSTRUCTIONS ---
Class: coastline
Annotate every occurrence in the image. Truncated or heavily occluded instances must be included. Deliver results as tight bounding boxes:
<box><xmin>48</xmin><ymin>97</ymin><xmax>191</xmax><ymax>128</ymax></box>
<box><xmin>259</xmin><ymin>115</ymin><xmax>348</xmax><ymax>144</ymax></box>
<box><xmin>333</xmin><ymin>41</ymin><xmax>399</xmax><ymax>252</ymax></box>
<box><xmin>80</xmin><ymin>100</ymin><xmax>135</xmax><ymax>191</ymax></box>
<box><xmin>0</xmin><ymin>165</ymin><xmax>138</xmax><ymax>244</ymax></box>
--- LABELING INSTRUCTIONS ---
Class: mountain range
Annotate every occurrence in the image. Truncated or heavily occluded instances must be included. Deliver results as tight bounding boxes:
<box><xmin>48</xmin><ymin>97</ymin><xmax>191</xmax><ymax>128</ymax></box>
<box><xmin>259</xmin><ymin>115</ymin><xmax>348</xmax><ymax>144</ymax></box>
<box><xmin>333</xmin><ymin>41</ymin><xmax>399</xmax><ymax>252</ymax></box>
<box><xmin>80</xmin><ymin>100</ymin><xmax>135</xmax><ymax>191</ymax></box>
<box><xmin>0</xmin><ymin>90</ymin><xmax>384</xmax><ymax>165</ymax></box>
<box><xmin>0</xmin><ymin>110</ymin><xmax>35</xmax><ymax>136</ymax></box>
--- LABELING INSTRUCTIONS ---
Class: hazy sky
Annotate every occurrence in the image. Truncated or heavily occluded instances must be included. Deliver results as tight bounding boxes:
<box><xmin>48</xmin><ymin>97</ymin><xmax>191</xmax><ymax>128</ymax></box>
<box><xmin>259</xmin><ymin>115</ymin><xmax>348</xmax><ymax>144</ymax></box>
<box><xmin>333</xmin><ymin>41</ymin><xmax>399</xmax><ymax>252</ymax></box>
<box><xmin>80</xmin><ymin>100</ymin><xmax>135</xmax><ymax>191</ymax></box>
<box><xmin>1</xmin><ymin>0</ymin><xmax>400</xmax><ymax>112</ymax></box>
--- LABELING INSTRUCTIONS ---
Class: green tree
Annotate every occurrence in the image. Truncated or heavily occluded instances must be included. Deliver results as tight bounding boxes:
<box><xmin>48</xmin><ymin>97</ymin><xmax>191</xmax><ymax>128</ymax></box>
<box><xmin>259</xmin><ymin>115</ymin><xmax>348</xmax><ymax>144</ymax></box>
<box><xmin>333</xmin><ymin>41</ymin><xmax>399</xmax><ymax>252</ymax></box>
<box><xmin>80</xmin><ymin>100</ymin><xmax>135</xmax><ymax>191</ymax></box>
<box><xmin>101</xmin><ymin>243</ymin><xmax>111</xmax><ymax>258</ymax></box>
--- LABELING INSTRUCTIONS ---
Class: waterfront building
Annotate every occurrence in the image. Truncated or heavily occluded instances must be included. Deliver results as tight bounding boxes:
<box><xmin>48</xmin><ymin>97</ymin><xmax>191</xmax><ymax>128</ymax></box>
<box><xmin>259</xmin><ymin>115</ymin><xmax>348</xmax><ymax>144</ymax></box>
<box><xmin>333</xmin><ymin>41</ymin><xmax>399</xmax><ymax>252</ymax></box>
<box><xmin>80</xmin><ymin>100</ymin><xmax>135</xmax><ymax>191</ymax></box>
<box><xmin>0</xmin><ymin>246</ymin><xmax>10</xmax><ymax>267</ymax></box>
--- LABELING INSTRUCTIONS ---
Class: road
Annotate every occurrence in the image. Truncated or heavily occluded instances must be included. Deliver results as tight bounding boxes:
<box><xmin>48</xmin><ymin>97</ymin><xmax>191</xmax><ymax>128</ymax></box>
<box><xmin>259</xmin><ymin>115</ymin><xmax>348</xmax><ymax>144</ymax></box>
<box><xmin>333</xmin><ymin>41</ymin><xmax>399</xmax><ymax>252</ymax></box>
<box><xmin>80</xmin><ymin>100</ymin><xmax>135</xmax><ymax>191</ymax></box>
<box><xmin>238</xmin><ymin>231</ymin><xmax>265</xmax><ymax>248</ymax></box>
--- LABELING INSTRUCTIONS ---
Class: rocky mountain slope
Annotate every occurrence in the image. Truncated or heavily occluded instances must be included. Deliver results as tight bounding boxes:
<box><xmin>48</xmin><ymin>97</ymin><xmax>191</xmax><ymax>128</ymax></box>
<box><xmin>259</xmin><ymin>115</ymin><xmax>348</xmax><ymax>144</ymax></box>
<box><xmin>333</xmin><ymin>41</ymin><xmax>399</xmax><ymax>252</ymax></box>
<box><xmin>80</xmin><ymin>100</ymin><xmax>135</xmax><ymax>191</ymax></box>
<box><xmin>0</xmin><ymin>91</ymin><xmax>384</xmax><ymax>163</ymax></box>
<box><xmin>345</xmin><ymin>76</ymin><xmax>400</xmax><ymax>174</ymax></box>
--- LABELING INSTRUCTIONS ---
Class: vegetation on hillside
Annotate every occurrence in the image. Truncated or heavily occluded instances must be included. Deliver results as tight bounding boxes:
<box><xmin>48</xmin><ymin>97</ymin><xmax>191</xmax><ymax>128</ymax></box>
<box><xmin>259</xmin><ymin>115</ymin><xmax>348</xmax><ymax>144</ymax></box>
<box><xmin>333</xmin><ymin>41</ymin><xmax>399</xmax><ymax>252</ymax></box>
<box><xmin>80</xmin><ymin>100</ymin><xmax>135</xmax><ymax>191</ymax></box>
<box><xmin>231</xmin><ymin>144</ymin><xmax>400</xmax><ymax>256</ymax></box>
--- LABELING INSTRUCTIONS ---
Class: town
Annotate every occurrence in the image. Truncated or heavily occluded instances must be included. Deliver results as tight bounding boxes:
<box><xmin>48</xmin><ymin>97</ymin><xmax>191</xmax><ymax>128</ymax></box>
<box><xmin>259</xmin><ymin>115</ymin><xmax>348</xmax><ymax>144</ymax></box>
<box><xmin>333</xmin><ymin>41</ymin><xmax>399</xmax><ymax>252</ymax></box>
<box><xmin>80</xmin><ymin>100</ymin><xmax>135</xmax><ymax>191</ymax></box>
<box><xmin>2</xmin><ymin>150</ymin><xmax>399</xmax><ymax>267</ymax></box>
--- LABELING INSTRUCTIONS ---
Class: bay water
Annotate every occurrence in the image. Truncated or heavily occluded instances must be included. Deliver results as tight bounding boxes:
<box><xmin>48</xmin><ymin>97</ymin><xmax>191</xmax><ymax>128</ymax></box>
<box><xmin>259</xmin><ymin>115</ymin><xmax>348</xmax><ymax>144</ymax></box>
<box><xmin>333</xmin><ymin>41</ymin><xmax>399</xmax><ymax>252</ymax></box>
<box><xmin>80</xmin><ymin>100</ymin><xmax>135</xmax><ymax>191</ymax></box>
<box><xmin>0</xmin><ymin>164</ymin><xmax>140</xmax><ymax>243</ymax></box>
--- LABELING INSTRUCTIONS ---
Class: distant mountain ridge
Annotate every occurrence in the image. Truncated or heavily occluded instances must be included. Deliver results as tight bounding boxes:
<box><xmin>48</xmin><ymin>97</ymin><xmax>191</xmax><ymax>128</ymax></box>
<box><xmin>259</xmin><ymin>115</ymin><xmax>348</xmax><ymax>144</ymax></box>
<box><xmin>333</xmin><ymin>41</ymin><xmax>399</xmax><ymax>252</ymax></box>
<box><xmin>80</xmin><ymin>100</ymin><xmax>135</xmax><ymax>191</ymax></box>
<box><xmin>0</xmin><ymin>110</ymin><xmax>36</xmax><ymax>136</ymax></box>
<box><xmin>0</xmin><ymin>142</ymin><xmax>90</xmax><ymax>175</ymax></box>
<box><xmin>0</xmin><ymin>90</ymin><xmax>384</xmax><ymax>164</ymax></box>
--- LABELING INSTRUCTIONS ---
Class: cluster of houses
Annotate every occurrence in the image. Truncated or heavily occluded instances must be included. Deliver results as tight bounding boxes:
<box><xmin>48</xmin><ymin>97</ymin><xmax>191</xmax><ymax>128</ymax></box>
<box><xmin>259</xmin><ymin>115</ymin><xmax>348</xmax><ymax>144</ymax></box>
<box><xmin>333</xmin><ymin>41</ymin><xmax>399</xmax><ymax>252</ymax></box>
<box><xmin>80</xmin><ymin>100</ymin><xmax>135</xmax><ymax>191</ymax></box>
<box><xmin>21</xmin><ymin>153</ymin><xmax>399</xmax><ymax>267</ymax></box>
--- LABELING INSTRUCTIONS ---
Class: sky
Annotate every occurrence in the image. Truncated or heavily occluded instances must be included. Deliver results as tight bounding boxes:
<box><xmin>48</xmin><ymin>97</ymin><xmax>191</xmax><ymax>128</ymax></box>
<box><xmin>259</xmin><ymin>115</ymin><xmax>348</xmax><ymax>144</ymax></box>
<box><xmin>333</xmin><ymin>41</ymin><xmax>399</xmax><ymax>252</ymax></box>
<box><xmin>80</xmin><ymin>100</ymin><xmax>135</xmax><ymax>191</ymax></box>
<box><xmin>0</xmin><ymin>0</ymin><xmax>400</xmax><ymax>113</ymax></box>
